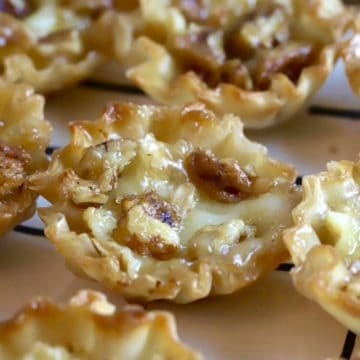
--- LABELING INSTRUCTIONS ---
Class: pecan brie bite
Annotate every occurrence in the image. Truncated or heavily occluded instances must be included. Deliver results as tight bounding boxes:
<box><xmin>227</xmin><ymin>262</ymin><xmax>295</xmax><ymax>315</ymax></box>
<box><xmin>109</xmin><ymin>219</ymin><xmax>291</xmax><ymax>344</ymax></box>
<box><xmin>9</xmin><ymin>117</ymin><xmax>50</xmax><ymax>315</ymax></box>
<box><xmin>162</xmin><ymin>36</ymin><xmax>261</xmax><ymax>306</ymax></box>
<box><xmin>30</xmin><ymin>103</ymin><xmax>300</xmax><ymax>303</ymax></box>
<box><xmin>0</xmin><ymin>0</ymin><xmax>106</xmax><ymax>93</ymax></box>
<box><xmin>0</xmin><ymin>80</ymin><xmax>50</xmax><ymax>236</ymax></box>
<box><xmin>0</xmin><ymin>290</ymin><xmax>200</xmax><ymax>359</ymax></box>
<box><xmin>284</xmin><ymin>159</ymin><xmax>360</xmax><ymax>334</ymax></box>
<box><xmin>127</xmin><ymin>0</ymin><xmax>353</xmax><ymax>129</ymax></box>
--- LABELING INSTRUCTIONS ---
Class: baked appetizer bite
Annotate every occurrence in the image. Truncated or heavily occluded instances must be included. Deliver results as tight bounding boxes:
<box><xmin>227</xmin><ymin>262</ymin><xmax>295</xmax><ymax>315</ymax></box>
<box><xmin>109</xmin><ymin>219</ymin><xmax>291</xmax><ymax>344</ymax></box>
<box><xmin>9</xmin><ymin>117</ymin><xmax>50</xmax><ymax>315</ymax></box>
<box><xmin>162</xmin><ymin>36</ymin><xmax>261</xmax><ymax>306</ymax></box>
<box><xmin>0</xmin><ymin>290</ymin><xmax>200</xmax><ymax>359</ymax></box>
<box><xmin>30</xmin><ymin>103</ymin><xmax>300</xmax><ymax>303</ymax></box>
<box><xmin>284</xmin><ymin>159</ymin><xmax>360</xmax><ymax>334</ymax></box>
<box><xmin>127</xmin><ymin>0</ymin><xmax>353</xmax><ymax>129</ymax></box>
<box><xmin>0</xmin><ymin>0</ymin><xmax>106</xmax><ymax>93</ymax></box>
<box><xmin>0</xmin><ymin>80</ymin><xmax>50</xmax><ymax>236</ymax></box>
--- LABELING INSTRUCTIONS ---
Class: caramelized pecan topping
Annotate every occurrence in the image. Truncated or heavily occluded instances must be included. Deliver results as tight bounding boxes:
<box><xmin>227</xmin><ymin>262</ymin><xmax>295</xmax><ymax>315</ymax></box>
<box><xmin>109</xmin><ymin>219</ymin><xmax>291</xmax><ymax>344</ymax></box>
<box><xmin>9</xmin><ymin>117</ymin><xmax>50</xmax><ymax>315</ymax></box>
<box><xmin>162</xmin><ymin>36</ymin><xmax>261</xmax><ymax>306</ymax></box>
<box><xmin>121</xmin><ymin>192</ymin><xmax>181</xmax><ymax>230</ymax></box>
<box><xmin>0</xmin><ymin>0</ymin><xmax>34</xmax><ymax>18</ymax></box>
<box><xmin>225</xmin><ymin>5</ymin><xmax>289</xmax><ymax>60</ymax></box>
<box><xmin>124</xmin><ymin>235</ymin><xmax>178</xmax><ymax>260</ymax></box>
<box><xmin>79</xmin><ymin>139</ymin><xmax>136</xmax><ymax>192</ymax></box>
<box><xmin>172</xmin><ymin>30</ymin><xmax>225</xmax><ymax>85</ymax></box>
<box><xmin>220</xmin><ymin>59</ymin><xmax>252</xmax><ymax>89</ymax></box>
<box><xmin>0</xmin><ymin>143</ymin><xmax>30</xmax><ymax>197</ymax></box>
<box><xmin>185</xmin><ymin>149</ymin><xmax>253</xmax><ymax>203</ymax></box>
<box><xmin>254</xmin><ymin>43</ymin><xmax>315</xmax><ymax>90</ymax></box>
<box><xmin>112</xmin><ymin>0</ymin><xmax>138</xmax><ymax>12</ymax></box>
<box><xmin>114</xmin><ymin>192</ymin><xmax>181</xmax><ymax>259</ymax></box>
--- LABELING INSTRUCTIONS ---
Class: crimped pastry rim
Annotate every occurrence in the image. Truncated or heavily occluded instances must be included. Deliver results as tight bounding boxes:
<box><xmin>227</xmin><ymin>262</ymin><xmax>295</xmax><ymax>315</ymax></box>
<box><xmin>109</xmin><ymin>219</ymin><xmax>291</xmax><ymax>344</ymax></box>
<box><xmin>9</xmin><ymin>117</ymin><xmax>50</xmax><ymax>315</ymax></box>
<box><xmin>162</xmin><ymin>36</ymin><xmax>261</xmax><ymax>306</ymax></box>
<box><xmin>284</xmin><ymin>159</ymin><xmax>360</xmax><ymax>334</ymax></box>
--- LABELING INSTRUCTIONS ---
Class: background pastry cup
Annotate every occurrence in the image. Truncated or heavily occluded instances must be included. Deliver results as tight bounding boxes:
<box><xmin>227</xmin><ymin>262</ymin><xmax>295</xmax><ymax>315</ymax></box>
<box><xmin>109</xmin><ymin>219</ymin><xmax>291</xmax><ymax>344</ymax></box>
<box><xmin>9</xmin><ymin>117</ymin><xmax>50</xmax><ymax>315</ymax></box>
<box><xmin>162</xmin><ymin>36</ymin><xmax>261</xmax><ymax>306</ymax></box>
<box><xmin>125</xmin><ymin>0</ymin><xmax>353</xmax><ymax>129</ymax></box>
<box><xmin>284</xmin><ymin>159</ymin><xmax>360</xmax><ymax>334</ymax></box>
<box><xmin>0</xmin><ymin>81</ymin><xmax>51</xmax><ymax>236</ymax></box>
<box><xmin>0</xmin><ymin>1</ymin><xmax>105</xmax><ymax>93</ymax></box>
<box><xmin>127</xmin><ymin>37</ymin><xmax>335</xmax><ymax>129</ymax></box>
<box><xmin>0</xmin><ymin>290</ymin><xmax>201</xmax><ymax>359</ymax></box>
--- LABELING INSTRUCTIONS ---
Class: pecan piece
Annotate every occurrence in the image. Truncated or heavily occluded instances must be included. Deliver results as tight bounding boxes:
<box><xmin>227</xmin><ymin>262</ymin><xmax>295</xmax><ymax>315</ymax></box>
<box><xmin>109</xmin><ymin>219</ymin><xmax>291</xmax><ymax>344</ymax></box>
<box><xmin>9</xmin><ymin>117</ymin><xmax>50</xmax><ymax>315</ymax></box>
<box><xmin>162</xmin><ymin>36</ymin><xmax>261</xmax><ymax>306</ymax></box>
<box><xmin>220</xmin><ymin>59</ymin><xmax>252</xmax><ymax>89</ymax></box>
<box><xmin>121</xmin><ymin>192</ymin><xmax>182</xmax><ymax>230</ymax></box>
<box><xmin>172</xmin><ymin>30</ymin><xmax>225</xmax><ymax>87</ymax></box>
<box><xmin>79</xmin><ymin>139</ymin><xmax>136</xmax><ymax>193</ymax></box>
<box><xmin>254</xmin><ymin>42</ymin><xmax>315</xmax><ymax>90</ymax></box>
<box><xmin>114</xmin><ymin>192</ymin><xmax>181</xmax><ymax>259</ymax></box>
<box><xmin>125</xmin><ymin>235</ymin><xmax>177</xmax><ymax>260</ymax></box>
<box><xmin>185</xmin><ymin>149</ymin><xmax>253</xmax><ymax>203</ymax></box>
<box><xmin>225</xmin><ymin>5</ymin><xmax>289</xmax><ymax>60</ymax></box>
<box><xmin>0</xmin><ymin>143</ymin><xmax>30</xmax><ymax>197</ymax></box>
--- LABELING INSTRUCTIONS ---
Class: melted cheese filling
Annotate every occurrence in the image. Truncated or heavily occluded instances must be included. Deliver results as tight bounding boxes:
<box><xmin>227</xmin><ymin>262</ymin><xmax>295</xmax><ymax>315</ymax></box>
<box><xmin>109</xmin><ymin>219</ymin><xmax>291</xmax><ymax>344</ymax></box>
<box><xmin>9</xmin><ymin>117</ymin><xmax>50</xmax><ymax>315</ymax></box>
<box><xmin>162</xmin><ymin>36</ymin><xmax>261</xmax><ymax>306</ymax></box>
<box><xmin>81</xmin><ymin>133</ymin><xmax>294</xmax><ymax>256</ymax></box>
<box><xmin>319</xmin><ymin>174</ymin><xmax>360</xmax><ymax>261</ymax></box>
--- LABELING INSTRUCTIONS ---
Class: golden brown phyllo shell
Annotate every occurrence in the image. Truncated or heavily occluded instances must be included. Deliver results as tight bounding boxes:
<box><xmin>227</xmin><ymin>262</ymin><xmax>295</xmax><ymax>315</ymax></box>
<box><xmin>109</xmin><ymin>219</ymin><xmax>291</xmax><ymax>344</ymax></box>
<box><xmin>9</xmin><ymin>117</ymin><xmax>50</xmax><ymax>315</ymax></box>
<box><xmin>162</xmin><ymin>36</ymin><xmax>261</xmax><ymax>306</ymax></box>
<box><xmin>0</xmin><ymin>290</ymin><xmax>200</xmax><ymax>359</ymax></box>
<box><xmin>284</xmin><ymin>159</ymin><xmax>360</xmax><ymax>334</ymax></box>
<box><xmin>126</xmin><ymin>0</ymin><xmax>353</xmax><ymax>129</ymax></box>
<box><xmin>0</xmin><ymin>0</ymin><xmax>107</xmax><ymax>93</ymax></box>
<box><xmin>30</xmin><ymin>103</ymin><xmax>300</xmax><ymax>303</ymax></box>
<box><xmin>342</xmin><ymin>11</ymin><xmax>360</xmax><ymax>97</ymax></box>
<box><xmin>0</xmin><ymin>80</ymin><xmax>50</xmax><ymax>236</ymax></box>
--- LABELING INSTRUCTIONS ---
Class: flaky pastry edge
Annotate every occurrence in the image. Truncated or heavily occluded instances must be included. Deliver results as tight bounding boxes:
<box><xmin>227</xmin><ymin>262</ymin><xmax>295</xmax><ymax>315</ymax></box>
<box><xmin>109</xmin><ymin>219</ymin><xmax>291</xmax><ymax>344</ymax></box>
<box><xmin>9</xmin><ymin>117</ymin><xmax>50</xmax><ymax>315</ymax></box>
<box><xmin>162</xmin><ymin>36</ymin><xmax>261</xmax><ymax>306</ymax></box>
<box><xmin>284</xmin><ymin>158</ymin><xmax>360</xmax><ymax>334</ymax></box>
<box><xmin>0</xmin><ymin>289</ymin><xmax>201</xmax><ymax>359</ymax></box>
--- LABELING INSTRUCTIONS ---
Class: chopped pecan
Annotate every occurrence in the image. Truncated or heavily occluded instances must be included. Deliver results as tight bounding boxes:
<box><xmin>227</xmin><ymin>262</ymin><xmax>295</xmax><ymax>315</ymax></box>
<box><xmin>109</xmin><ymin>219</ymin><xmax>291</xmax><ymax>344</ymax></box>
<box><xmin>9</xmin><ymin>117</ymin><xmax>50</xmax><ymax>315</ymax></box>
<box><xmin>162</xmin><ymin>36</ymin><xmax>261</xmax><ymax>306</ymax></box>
<box><xmin>112</xmin><ymin>0</ymin><xmax>138</xmax><ymax>12</ymax></box>
<box><xmin>224</xmin><ymin>5</ymin><xmax>289</xmax><ymax>60</ymax></box>
<box><xmin>185</xmin><ymin>149</ymin><xmax>253</xmax><ymax>203</ymax></box>
<box><xmin>172</xmin><ymin>30</ymin><xmax>225</xmax><ymax>86</ymax></box>
<box><xmin>114</xmin><ymin>192</ymin><xmax>181</xmax><ymax>259</ymax></box>
<box><xmin>79</xmin><ymin>139</ymin><xmax>136</xmax><ymax>193</ymax></box>
<box><xmin>253</xmin><ymin>42</ymin><xmax>315</xmax><ymax>90</ymax></box>
<box><xmin>125</xmin><ymin>235</ymin><xmax>178</xmax><ymax>260</ymax></box>
<box><xmin>0</xmin><ymin>0</ymin><xmax>34</xmax><ymax>18</ymax></box>
<box><xmin>0</xmin><ymin>143</ymin><xmax>30</xmax><ymax>197</ymax></box>
<box><xmin>220</xmin><ymin>59</ymin><xmax>252</xmax><ymax>89</ymax></box>
<box><xmin>58</xmin><ymin>169</ymin><xmax>108</xmax><ymax>207</ymax></box>
<box><xmin>121</xmin><ymin>192</ymin><xmax>181</xmax><ymax>230</ymax></box>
